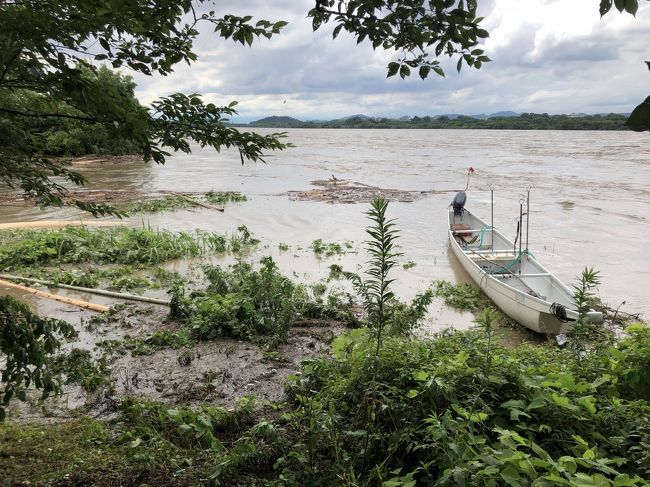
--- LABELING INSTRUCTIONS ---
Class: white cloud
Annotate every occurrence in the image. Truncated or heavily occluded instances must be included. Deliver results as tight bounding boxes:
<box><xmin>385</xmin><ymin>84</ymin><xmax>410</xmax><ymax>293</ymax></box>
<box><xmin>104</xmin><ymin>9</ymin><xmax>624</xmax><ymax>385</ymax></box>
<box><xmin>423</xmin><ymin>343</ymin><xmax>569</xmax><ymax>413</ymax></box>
<box><xmin>127</xmin><ymin>1</ymin><xmax>650</xmax><ymax>120</ymax></box>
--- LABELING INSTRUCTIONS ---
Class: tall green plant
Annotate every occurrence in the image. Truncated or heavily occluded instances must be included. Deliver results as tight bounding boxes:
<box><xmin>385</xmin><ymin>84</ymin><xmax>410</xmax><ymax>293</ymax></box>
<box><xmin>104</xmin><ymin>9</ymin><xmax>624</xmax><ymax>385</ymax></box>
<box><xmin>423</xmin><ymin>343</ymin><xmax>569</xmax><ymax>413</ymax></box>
<box><xmin>347</xmin><ymin>198</ymin><xmax>402</xmax><ymax>353</ymax></box>
<box><xmin>569</xmin><ymin>267</ymin><xmax>602</xmax><ymax>346</ymax></box>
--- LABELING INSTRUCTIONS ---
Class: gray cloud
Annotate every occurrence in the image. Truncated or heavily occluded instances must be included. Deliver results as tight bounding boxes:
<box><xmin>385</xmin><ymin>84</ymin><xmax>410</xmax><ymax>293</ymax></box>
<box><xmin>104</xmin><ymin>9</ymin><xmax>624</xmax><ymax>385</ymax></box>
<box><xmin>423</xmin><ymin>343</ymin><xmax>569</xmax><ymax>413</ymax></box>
<box><xmin>127</xmin><ymin>1</ymin><xmax>650</xmax><ymax>120</ymax></box>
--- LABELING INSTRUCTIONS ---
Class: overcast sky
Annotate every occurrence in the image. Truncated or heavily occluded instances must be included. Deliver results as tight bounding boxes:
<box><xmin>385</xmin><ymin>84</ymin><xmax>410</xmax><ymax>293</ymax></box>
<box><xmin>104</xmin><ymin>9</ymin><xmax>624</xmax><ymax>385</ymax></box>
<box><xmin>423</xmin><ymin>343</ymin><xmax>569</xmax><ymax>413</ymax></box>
<box><xmin>130</xmin><ymin>0</ymin><xmax>650</xmax><ymax>121</ymax></box>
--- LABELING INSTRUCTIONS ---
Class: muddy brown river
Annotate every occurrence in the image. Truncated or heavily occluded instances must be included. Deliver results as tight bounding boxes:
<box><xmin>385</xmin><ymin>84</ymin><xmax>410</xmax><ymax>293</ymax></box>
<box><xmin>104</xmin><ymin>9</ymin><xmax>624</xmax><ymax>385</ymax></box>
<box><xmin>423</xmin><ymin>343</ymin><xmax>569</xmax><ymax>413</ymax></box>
<box><xmin>1</xmin><ymin>129</ymin><xmax>648</xmax><ymax>327</ymax></box>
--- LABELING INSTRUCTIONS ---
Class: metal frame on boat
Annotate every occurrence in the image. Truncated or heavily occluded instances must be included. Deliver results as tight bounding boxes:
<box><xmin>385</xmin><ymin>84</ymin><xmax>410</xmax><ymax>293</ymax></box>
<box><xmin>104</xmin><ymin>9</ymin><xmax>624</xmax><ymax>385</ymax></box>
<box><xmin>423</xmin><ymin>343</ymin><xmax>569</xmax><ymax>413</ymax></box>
<box><xmin>447</xmin><ymin>189</ymin><xmax>602</xmax><ymax>334</ymax></box>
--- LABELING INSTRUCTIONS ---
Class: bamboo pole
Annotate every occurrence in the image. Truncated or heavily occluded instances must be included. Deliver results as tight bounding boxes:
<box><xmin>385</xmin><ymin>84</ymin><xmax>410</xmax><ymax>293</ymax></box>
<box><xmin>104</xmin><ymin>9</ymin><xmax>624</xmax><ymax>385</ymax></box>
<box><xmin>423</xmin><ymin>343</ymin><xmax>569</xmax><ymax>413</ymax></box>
<box><xmin>0</xmin><ymin>279</ymin><xmax>109</xmax><ymax>312</ymax></box>
<box><xmin>0</xmin><ymin>220</ymin><xmax>127</xmax><ymax>230</ymax></box>
<box><xmin>0</xmin><ymin>274</ymin><xmax>171</xmax><ymax>306</ymax></box>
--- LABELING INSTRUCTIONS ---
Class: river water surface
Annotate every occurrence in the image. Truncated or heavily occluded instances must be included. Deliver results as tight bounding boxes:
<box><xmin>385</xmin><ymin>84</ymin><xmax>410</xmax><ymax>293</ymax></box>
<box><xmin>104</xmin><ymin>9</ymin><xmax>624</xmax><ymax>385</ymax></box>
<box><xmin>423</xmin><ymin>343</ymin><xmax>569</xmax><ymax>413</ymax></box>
<box><xmin>2</xmin><ymin>129</ymin><xmax>648</xmax><ymax>328</ymax></box>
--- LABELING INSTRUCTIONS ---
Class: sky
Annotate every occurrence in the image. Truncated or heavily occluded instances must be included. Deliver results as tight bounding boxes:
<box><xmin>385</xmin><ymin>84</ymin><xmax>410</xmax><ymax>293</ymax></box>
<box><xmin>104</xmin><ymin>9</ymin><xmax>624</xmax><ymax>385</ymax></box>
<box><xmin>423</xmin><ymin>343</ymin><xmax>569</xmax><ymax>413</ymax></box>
<box><xmin>129</xmin><ymin>0</ymin><xmax>650</xmax><ymax>122</ymax></box>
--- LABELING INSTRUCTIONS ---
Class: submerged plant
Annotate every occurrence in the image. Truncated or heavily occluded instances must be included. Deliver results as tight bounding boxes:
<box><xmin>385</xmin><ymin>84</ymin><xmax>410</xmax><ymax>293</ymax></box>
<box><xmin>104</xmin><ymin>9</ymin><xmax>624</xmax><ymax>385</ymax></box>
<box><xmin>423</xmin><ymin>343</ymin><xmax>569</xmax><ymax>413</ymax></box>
<box><xmin>204</xmin><ymin>190</ymin><xmax>247</xmax><ymax>205</ymax></box>
<box><xmin>432</xmin><ymin>280</ymin><xmax>491</xmax><ymax>312</ymax></box>
<box><xmin>125</xmin><ymin>194</ymin><xmax>200</xmax><ymax>214</ymax></box>
<box><xmin>0</xmin><ymin>226</ymin><xmax>258</xmax><ymax>269</ymax></box>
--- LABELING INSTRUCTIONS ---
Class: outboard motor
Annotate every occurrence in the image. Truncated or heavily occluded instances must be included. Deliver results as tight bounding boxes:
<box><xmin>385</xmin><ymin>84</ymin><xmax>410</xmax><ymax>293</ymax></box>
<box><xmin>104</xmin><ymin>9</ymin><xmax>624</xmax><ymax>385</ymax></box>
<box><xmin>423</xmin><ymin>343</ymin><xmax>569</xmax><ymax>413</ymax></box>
<box><xmin>452</xmin><ymin>167</ymin><xmax>474</xmax><ymax>217</ymax></box>
<box><xmin>452</xmin><ymin>191</ymin><xmax>466</xmax><ymax>216</ymax></box>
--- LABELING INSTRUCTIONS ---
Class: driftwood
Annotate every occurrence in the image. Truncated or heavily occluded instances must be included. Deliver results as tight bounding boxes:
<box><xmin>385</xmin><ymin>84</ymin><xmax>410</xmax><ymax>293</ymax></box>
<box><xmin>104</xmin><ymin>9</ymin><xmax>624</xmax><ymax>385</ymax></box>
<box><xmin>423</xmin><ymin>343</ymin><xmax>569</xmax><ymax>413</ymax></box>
<box><xmin>0</xmin><ymin>279</ymin><xmax>110</xmax><ymax>312</ymax></box>
<box><xmin>169</xmin><ymin>192</ymin><xmax>224</xmax><ymax>212</ymax></box>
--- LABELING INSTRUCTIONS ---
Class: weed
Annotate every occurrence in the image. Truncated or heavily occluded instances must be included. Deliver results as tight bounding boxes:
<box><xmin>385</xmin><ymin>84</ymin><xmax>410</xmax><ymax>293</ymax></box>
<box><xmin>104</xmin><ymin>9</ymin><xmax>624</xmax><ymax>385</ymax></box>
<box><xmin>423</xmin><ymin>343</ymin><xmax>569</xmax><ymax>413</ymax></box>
<box><xmin>99</xmin><ymin>329</ymin><xmax>194</xmax><ymax>356</ymax></box>
<box><xmin>50</xmin><ymin>348</ymin><xmax>110</xmax><ymax>392</ymax></box>
<box><xmin>311</xmin><ymin>239</ymin><xmax>349</xmax><ymax>257</ymax></box>
<box><xmin>152</xmin><ymin>267</ymin><xmax>185</xmax><ymax>287</ymax></box>
<box><xmin>569</xmin><ymin>267</ymin><xmax>603</xmax><ymax>347</ymax></box>
<box><xmin>402</xmin><ymin>260</ymin><xmax>416</xmax><ymax>270</ymax></box>
<box><xmin>229</xmin><ymin>225</ymin><xmax>260</xmax><ymax>253</ymax></box>
<box><xmin>0</xmin><ymin>226</ymin><xmax>255</xmax><ymax>269</ymax></box>
<box><xmin>280</xmin><ymin>328</ymin><xmax>650</xmax><ymax>485</ymax></box>
<box><xmin>432</xmin><ymin>279</ymin><xmax>491</xmax><ymax>311</ymax></box>
<box><xmin>204</xmin><ymin>190</ymin><xmax>247</xmax><ymax>205</ymax></box>
<box><xmin>262</xmin><ymin>351</ymin><xmax>291</xmax><ymax>363</ymax></box>
<box><xmin>125</xmin><ymin>194</ymin><xmax>199</xmax><ymax>214</ymax></box>
<box><xmin>189</xmin><ymin>257</ymin><xmax>298</xmax><ymax>342</ymax></box>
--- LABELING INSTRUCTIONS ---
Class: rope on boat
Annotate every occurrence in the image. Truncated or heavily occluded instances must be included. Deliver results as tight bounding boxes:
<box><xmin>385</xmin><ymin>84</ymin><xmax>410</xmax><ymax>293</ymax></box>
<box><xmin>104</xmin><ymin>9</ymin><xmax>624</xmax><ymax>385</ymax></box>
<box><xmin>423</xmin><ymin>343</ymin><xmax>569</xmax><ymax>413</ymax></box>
<box><xmin>461</xmin><ymin>245</ymin><xmax>541</xmax><ymax>298</ymax></box>
<box><xmin>478</xmin><ymin>225</ymin><xmax>492</xmax><ymax>248</ymax></box>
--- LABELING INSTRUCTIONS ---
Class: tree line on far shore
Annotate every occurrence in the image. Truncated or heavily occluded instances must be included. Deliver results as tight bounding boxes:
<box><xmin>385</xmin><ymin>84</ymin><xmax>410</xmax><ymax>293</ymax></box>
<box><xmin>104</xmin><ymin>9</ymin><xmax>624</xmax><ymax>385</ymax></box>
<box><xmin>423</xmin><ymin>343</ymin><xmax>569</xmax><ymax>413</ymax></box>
<box><xmin>244</xmin><ymin>112</ymin><xmax>630</xmax><ymax>130</ymax></box>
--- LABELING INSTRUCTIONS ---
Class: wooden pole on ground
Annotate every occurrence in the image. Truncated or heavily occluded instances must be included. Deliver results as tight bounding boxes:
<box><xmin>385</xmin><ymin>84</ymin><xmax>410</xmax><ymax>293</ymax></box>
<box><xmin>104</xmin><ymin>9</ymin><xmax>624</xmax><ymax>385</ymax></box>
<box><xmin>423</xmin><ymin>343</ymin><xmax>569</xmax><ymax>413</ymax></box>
<box><xmin>0</xmin><ymin>274</ymin><xmax>170</xmax><ymax>306</ymax></box>
<box><xmin>0</xmin><ymin>279</ymin><xmax>109</xmax><ymax>312</ymax></box>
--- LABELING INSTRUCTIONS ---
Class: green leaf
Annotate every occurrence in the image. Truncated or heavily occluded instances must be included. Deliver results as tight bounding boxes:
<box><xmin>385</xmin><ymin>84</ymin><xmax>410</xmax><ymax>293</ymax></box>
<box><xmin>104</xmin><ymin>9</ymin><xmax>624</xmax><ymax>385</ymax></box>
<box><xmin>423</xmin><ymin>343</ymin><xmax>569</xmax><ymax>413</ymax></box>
<box><xmin>599</xmin><ymin>0</ymin><xmax>613</xmax><ymax>15</ymax></box>
<box><xmin>387</xmin><ymin>62</ymin><xmax>400</xmax><ymax>77</ymax></box>
<box><xmin>624</xmin><ymin>0</ymin><xmax>638</xmax><ymax>14</ymax></box>
<box><xmin>626</xmin><ymin>95</ymin><xmax>650</xmax><ymax>131</ymax></box>
<box><xmin>413</xmin><ymin>370</ymin><xmax>429</xmax><ymax>381</ymax></box>
<box><xmin>614</xmin><ymin>0</ymin><xmax>626</xmax><ymax>11</ymax></box>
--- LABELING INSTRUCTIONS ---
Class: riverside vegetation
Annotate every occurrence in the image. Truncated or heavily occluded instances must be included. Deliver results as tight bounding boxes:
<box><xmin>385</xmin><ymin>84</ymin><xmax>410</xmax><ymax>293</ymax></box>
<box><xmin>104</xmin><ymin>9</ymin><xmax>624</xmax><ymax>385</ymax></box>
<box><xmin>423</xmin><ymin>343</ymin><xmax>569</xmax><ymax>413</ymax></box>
<box><xmin>1</xmin><ymin>199</ymin><xmax>649</xmax><ymax>486</ymax></box>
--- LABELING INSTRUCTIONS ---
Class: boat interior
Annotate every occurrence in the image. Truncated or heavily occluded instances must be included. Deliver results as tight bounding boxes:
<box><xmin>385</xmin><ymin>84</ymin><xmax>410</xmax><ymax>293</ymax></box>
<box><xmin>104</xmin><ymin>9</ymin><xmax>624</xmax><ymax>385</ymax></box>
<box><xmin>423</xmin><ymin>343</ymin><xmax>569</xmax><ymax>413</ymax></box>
<box><xmin>449</xmin><ymin>207</ymin><xmax>574</xmax><ymax>306</ymax></box>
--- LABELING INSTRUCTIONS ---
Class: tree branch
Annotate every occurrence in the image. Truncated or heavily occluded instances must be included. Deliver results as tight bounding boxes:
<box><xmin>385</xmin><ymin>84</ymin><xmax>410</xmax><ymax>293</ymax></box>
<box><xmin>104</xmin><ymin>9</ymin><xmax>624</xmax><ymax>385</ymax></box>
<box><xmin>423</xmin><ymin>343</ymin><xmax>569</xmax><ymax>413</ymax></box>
<box><xmin>0</xmin><ymin>46</ymin><xmax>23</xmax><ymax>84</ymax></box>
<box><xmin>0</xmin><ymin>107</ymin><xmax>98</xmax><ymax>122</ymax></box>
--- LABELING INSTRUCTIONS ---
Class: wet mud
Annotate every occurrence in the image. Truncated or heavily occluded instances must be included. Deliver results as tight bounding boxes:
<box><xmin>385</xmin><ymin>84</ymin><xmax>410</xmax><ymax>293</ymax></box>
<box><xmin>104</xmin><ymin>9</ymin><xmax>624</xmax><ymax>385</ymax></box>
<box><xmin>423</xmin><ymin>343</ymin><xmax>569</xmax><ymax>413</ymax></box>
<box><xmin>7</xmin><ymin>303</ymin><xmax>346</xmax><ymax>420</ymax></box>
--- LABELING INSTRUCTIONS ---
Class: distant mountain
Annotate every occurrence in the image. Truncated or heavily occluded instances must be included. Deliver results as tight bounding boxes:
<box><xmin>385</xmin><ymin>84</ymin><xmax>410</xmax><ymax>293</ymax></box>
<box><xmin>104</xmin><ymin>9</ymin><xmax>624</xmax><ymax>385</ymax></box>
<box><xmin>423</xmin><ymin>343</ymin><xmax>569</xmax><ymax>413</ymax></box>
<box><xmin>337</xmin><ymin>114</ymin><xmax>372</xmax><ymax>121</ymax></box>
<box><xmin>240</xmin><ymin>111</ymin><xmax>627</xmax><ymax>130</ymax></box>
<box><xmin>248</xmin><ymin>115</ymin><xmax>305</xmax><ymax>127</ymax></box>
<box><xmin>434</xmin><ymin>114</ymin><xmax>463</xmax><ymax>120</ymax></box>
<box><xmin>488</xmin><ymin>111</ymin><xmax>519</xmax><ymax>118</ymax></box>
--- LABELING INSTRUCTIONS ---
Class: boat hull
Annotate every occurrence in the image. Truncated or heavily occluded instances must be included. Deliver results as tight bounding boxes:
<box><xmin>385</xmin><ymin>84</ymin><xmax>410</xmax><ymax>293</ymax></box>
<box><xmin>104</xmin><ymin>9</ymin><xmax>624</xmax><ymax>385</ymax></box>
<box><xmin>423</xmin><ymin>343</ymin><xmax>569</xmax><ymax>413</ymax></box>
<box><xmin>447</xmin><ymin>207</ymin><xmax>602</xmax><ymax>334</ymax></box>
<box><xmin>449</xmin><ymin>240</ymin><xmax>568</xmax><ymax>334</ymax></box>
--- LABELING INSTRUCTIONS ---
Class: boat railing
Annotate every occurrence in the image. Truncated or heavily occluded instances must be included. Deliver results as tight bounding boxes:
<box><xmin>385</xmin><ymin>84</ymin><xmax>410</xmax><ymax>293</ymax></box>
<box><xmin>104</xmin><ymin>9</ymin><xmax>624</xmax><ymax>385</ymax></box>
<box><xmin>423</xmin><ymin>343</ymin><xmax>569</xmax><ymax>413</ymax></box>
<box><xmin>469</xmin><ymin>249</ymin><xmax>516</xmax><ymax>255</ymax></box>
<box><xmin>451</xmin><ymin>228</ymin><xmax>489</xmax><ymax>234</ymax></box>
<box><xmin>496</xmin><ymin>273</ymin><xmax>551</xmax><ymax>278</ymax></box>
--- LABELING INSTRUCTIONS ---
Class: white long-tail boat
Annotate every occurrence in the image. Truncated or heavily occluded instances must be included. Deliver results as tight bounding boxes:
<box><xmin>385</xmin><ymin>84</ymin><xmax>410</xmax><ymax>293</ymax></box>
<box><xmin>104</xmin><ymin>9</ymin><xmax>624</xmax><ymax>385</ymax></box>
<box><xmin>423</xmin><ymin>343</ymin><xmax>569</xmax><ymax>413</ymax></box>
<box><xmin>447</xmin><ymin>199</ymin><xmax>603</xmax><ymax>335</ymax></box>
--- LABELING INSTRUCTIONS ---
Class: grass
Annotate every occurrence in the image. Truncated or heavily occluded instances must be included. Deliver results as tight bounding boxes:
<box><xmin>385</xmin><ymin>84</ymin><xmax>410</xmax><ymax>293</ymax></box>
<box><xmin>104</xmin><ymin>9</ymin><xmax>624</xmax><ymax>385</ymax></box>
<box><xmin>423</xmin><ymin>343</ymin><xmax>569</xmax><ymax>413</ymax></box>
<box><xmin>0</xmin><ymin>414</ymin><xmax>212</xmax><ymax>485</ymax></box>
<box><xmin>204</xmin><ymin>190</ymin><xmax>247</xmax><ymax>205</ymax></box>
<box><xmin>125</xmin><ymin>194</ymin><xmax>199</xmax><ymax>214</ymax></box>
<box><xmin>125</xmin><ymin>192</ymin><xmax>247</xmax><ymax>214</ymax></box>
<box><xmin>0</xmin><ymin>225</ymin><xmax>259</xmax><ymax>269</ymax></box>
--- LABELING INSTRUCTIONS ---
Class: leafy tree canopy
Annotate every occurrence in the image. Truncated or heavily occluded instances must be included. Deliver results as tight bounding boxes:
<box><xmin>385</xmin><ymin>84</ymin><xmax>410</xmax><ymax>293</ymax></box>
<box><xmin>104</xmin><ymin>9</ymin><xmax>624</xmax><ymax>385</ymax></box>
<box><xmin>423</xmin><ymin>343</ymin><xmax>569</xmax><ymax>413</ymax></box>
<box><xmin>0</xmin><ymin>0</ymin><xmax>291</xmax><ymax>214</ymax></box>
